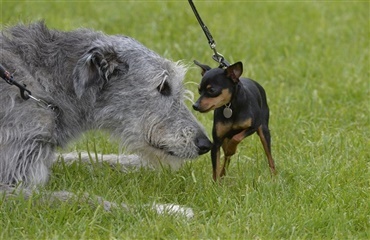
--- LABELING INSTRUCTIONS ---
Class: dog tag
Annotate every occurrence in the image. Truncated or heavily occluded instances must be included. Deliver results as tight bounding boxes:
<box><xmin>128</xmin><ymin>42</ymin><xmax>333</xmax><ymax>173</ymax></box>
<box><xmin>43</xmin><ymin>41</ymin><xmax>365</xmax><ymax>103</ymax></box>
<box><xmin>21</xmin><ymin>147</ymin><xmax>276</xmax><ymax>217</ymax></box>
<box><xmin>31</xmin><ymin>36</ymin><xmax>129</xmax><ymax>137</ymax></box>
<box><xmin>223</xmin><ymin>105</ymin><xmax>233</xmax><ymax>118</ymax></box>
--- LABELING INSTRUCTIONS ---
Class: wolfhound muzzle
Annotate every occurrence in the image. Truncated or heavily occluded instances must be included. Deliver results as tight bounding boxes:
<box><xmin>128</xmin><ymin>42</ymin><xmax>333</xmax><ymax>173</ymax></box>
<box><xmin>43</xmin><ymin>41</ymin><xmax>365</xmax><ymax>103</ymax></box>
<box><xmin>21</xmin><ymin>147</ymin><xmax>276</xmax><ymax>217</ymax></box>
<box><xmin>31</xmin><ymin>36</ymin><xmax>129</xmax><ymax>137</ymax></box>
<box><xmin>0</xmin><ymin>22</ymin><xmax>212</xmax><ymax>188</ymax></box>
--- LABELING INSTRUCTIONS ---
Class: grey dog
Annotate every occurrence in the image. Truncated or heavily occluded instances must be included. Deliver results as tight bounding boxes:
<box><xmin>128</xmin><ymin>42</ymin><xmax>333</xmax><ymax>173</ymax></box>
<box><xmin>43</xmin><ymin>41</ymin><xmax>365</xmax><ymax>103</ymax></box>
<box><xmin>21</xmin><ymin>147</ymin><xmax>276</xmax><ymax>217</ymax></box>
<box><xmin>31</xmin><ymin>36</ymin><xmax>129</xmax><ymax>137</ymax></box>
<box><xmin>0</xmin><ymin>22</ymin><xmax>211</xmax><ymax>215</ymax></box>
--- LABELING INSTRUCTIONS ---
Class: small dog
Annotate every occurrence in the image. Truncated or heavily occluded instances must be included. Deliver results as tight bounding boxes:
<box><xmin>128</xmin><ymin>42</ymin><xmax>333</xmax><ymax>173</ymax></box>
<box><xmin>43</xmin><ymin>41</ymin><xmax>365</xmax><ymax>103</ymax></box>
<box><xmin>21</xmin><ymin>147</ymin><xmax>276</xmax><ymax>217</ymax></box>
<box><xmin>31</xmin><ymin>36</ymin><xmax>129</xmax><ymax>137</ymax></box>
<box><xmin>193</xmin><ymin>61</ymin><xmax>276</xmax><ymax>181</ymax></box>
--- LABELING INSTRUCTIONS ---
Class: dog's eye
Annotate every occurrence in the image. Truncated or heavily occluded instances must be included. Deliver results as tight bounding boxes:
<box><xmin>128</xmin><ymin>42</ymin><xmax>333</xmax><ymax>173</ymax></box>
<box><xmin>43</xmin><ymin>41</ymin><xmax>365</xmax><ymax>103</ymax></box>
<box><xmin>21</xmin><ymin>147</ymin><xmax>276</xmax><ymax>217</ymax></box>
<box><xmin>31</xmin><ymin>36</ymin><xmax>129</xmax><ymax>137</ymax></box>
<box><xmin>206</xmin><ymin>87</ymin><xmax>221</xmax><ymax>97</ymax></box>
<box><xmin>157</xmin><ymin>80</ymin><xmax>171</xmax><ymax>96</ymax></box>
<box><xmin>207</xmin><ymin>88</ymin><xmax>216</xmax><ymax>94</ymax></box>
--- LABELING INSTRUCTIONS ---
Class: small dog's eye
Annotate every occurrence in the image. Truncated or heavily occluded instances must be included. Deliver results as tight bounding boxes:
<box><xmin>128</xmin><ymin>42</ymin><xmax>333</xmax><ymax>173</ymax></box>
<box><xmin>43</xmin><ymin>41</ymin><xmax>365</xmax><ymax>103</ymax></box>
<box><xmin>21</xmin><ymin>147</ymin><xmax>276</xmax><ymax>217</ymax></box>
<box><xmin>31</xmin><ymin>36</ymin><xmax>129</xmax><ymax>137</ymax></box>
<box><xmin>205</xmin><ymin>87</ymin><xmax>221</xmax><ymax>97</ymax></box>
<box><xmin>207</xmin><ymin>88</ymin><xmax>216</xmax><ymax>94</ymax></box>
<box><xmin>157</xmin><ymin>80</ymin><xmax>171</xmax><ymax>96</ymax></box>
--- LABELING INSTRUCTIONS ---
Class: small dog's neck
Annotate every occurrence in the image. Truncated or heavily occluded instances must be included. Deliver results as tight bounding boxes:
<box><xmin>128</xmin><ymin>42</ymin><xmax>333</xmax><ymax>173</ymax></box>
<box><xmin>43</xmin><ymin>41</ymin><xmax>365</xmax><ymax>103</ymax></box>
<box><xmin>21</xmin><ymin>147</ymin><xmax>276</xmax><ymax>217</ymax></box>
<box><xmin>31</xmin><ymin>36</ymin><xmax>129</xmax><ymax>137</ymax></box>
<box><xmin>227</xmin><ymin>82</ymin><xmax>242</xmax><ymax>107</ymax></box>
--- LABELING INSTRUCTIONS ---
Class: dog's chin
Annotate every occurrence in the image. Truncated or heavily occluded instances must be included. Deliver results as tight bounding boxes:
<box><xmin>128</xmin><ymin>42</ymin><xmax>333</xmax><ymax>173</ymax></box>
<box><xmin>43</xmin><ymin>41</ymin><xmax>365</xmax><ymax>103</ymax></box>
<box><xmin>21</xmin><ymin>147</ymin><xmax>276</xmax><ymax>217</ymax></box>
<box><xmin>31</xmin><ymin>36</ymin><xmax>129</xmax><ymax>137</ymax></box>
<box><xmin>198</xmin><ymin>105</ymin><xmax>215</xmax><ymax>113</ymax></box>
<box><xmin>147</xmin><ymin>142</ymin><xmax>174</xmax><ymax>157</ymax></box>
<box><xmin>140</xmin><ymin>142</ymin><xmax>189</xmax><ymax>170</ymax></box>
<box><xmin>146</xmin><ymin>140</ymin><xmax>192</xmax><ymax>158</ymax></box>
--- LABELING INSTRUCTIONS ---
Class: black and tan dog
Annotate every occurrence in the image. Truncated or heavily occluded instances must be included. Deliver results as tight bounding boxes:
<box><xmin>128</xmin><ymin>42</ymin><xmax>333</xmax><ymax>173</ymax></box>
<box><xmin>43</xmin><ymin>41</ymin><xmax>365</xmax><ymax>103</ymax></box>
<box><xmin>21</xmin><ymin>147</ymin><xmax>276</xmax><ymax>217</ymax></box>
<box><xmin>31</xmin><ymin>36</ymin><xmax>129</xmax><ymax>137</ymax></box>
<box><xmin>193</xmin><ymin>60</ymin><xmax>276</xmax><ymax>181</ymax></box>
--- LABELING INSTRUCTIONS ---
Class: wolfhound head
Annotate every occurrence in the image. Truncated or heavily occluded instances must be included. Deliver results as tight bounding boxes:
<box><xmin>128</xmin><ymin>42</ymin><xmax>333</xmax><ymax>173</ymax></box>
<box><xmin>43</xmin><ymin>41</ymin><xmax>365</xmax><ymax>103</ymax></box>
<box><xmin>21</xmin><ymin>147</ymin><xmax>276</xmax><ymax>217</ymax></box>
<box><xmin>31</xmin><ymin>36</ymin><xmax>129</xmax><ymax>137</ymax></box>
<box><xmin>72</xmin><ymin>35</ymin><xmax>212</xmax><ymax>168</ymax></box>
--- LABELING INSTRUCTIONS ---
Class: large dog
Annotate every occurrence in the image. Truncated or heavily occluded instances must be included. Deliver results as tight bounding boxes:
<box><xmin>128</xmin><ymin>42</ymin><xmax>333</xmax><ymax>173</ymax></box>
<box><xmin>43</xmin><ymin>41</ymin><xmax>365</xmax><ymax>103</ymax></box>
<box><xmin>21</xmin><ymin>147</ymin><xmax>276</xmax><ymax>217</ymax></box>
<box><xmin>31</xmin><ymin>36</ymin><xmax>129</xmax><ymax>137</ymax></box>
<box><xmin>0</xmin><ymin>22</ymin><xmax>211</xmax><ymax>216</ymax></box>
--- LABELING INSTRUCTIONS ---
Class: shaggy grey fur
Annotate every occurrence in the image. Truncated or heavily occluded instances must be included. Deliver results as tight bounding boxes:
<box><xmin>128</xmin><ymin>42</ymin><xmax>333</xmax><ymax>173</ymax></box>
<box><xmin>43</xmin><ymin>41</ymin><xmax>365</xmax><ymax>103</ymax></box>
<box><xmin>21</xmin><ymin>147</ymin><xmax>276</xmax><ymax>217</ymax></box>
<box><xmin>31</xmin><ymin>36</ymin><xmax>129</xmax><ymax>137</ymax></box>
<box><xmin>0</xmin><ymin>22</ymin><xmax>211</xmax><ymax>216</ymax></box>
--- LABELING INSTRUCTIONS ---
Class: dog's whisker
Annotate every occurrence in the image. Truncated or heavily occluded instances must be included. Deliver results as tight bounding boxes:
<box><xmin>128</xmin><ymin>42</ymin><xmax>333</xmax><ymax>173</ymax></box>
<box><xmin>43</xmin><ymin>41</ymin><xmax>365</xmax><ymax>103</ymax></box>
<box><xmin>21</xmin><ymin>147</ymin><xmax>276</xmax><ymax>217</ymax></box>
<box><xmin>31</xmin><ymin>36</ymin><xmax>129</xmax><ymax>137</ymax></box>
<box><xmin>184</xmin><ymin>89</ymin><xmax>195</xmax><ymax>103</ymax></box>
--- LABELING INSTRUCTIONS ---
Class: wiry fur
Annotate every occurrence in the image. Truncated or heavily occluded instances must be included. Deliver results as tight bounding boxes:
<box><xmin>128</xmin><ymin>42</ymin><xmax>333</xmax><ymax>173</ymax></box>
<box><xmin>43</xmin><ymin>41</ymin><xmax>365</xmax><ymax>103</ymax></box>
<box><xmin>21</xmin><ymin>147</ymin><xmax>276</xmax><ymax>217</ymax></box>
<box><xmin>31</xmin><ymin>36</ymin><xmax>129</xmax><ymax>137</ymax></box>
<box><xmin>0</xmin><ymin>22</ymin><xmax>211</xmax><ymax>217</ymax></box>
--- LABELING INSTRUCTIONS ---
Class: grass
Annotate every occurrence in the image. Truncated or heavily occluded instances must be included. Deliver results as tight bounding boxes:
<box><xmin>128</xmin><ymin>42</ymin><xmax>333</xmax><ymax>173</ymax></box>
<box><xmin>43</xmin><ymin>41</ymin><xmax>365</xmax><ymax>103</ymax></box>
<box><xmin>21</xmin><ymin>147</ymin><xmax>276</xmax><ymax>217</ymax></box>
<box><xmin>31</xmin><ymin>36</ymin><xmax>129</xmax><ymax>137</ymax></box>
<box><xmin>1</xmin><ymin>1</ymin><xmax>369</xmax><ymax>239</ymax></box>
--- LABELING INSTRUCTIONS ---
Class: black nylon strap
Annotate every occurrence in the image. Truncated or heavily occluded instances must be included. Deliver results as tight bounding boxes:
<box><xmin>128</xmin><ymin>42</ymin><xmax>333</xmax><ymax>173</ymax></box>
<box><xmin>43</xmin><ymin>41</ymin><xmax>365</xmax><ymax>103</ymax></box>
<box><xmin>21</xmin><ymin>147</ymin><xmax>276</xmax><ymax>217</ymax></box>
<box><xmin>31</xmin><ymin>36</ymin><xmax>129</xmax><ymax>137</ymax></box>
<box><xmin>0</xmin><ymin>63</ymin><xmax>31</xmax><ymax>100</ymax></box>
<box><xmin>188</xmin><ymin>0</ymin><xmax>230</xmax><ymax>67</ymax></box>
<box><xmin>0</xmin><ymin>63</ymin><xmax>58</xmax><ymax>113</ymax></box>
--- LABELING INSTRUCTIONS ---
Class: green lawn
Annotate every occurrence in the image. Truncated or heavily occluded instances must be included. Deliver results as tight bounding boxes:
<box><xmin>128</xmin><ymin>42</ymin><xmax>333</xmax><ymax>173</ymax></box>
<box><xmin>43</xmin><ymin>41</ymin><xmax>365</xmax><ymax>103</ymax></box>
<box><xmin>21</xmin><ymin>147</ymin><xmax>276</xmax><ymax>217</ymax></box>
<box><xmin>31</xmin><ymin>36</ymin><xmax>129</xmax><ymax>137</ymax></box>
<box><xmin>1</xmin><ymin>1</ymin><xmax>369</xmax><ymax>239</ymax></box>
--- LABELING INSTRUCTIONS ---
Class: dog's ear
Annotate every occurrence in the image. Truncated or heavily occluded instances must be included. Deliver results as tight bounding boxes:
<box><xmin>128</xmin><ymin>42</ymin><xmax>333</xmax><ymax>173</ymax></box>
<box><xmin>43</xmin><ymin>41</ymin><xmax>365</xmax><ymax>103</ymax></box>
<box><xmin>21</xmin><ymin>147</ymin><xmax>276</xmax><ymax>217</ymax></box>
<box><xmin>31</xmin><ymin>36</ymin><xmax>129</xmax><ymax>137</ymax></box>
<box><xmin>194</xmin><ymin>60</ymin><xmax>211</xmax><ymax>76</ymax></box>
<box><xmin>73</xmin><ymin>46</ymin><xmax>119</xmax><ymax>98</ymax></box>
<box><xmin>226</xmin><ymin>62</ymin><xmax>243</xmax><ymax>83</ymax></box>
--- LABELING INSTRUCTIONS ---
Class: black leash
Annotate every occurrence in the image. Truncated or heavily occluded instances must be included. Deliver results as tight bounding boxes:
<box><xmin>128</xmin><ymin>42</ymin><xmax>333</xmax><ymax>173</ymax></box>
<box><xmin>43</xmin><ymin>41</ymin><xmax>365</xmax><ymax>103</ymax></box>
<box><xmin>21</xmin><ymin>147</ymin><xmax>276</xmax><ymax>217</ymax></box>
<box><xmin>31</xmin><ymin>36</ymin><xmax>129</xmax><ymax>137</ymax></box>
<box><xmin>0</xmin><ymin>63</ymin><xmax>58</xmax><ymax>112</ymax></box>
<box><xmin>188</xmin><ymin>0</ymin><xmax>230</xmax><ymax>67</ymax></box>
<box><xmin>0</xmin><ymin>64</ymin><xmax>31</xmax><ymax>100</ymax></box>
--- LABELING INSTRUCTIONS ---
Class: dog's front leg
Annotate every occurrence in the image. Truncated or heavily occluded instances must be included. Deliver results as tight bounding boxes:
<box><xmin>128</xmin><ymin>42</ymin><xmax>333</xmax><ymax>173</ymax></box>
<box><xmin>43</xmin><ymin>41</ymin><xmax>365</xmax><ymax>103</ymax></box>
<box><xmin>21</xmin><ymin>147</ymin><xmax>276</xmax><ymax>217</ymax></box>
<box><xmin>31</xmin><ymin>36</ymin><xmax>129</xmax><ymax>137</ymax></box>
<box><xmin>59</xmin><ymin>152</ymin><xmax>151</xmax><ymax>171</ymax></box>
<box><xmin>211</xmin><ymin>141</ymin><xmax>222</xmax><ymax>181</ymax></box>
<box><xmin>0</xmin><ymin>141</ymin><xmax>55</xmax><ymax>187</ymax></box>
<box><xmin>220</xmin><ymin>129</ymin><xmax>248</xmax><ymax>178</ymax></box>
<box><xmin>221</xmin><ymin>138</ymin><xmax>231</xmax><ymax>177</ymax></box>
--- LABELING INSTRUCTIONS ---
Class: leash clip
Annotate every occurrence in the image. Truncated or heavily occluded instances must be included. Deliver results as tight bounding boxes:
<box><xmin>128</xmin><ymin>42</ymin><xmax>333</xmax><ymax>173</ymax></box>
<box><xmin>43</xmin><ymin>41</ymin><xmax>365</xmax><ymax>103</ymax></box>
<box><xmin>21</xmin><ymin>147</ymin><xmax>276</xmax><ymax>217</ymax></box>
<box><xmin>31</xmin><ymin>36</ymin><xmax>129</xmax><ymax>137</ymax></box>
<box><xmin>188</xmin><ymin>0</ymin><xmax>230</xmax><ymax>68</ymax></box>
<box><xmin>212</xmin><ymin>51</ymin><xmax>229</xmax><ymax>68</ymax></box>
<box><xmin>0</xmin><ymin>64</ymin><xmax>31</xmax><ymax>100</ymax></box>
<box><xmin>0</xmin><ymin>64</ymin><xmax>58</xmax><ymax>113</ymax></box>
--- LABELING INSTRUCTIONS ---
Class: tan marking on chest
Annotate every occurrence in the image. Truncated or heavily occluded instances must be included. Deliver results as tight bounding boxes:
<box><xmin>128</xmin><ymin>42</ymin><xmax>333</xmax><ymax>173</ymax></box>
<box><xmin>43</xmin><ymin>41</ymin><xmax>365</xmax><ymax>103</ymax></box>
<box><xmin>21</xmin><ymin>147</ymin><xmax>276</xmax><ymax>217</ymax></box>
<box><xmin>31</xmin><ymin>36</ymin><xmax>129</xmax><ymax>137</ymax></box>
<box><xmin>215</xmin><ymin>121</ymin><xmax>233</xmax><ymax>139</ymax></box>
<box><xmin>215</xmin><ymin>118</ymin><xmax>252</xmax><ymax>139</ymax></box>
<box><xmin>232</xmin><ymin>118</ymin><xmax>252</xmax><ymax>130</ymax></box>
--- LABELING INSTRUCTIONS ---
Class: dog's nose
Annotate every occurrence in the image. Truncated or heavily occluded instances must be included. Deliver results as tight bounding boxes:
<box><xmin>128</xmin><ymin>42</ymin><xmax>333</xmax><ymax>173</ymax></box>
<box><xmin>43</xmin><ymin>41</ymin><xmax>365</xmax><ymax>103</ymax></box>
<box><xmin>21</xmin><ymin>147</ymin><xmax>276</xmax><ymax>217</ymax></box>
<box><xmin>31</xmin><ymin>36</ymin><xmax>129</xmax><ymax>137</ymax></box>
<box><xmin>195</xmin><ymin>134</ymin><xmax>212</xmax><ymax>155</ymax></box>
<box><xmin>193</xmin><ymin>102</ymin><xmax>200</xmax><ymax>111</ymax></box>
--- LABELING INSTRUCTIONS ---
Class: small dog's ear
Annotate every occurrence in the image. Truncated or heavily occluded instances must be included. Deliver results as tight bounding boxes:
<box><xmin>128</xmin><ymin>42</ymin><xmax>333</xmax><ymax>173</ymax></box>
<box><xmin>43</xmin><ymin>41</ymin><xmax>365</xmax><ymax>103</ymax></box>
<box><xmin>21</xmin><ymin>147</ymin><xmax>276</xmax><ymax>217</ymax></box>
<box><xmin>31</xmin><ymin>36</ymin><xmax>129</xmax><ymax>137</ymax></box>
<box><xmin>194</xmin><ymin>60</ymin><xmax>211</xmax><ymax>76</ymax></box>
<box><xmin>73</xmin><ymin>45</ymin><xmax>119</xmax><ymax>98</ymax></box>
<box><xmin>226</xmin><ymin>62</ymin><xmax>243</xmax><ymax>83</ymax></box>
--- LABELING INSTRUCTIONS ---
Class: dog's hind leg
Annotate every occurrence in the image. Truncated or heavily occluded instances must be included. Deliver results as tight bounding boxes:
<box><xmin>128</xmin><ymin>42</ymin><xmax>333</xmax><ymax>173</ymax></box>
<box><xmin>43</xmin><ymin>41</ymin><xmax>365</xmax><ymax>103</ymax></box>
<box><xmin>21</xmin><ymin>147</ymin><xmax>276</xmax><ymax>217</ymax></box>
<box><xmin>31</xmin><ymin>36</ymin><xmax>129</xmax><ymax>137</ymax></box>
<box><xmin>0</xmin><ymin>184</ymin><xmax>193</xmax><ymax>218</ymax></box>
<box><xmin>257</xmin><ymin>125</ymin><xmax>276</xmax><ymax>174</ymax></box>
<box><xmin>0</xmin><ymin>183</ymin><xmax>128</xmax><ymax>212</ymax></box>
